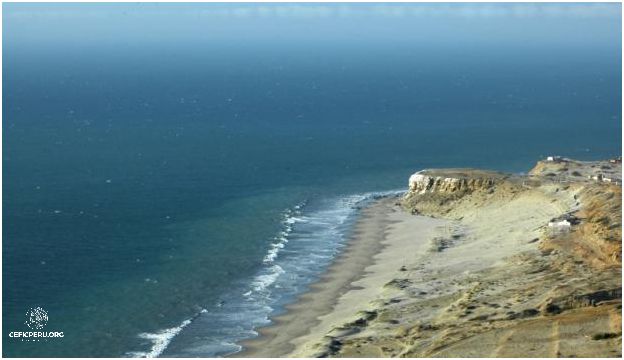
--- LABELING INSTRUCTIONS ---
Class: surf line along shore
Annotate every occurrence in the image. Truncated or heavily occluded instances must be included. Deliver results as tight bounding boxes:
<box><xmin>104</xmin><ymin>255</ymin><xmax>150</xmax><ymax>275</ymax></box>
<box><xmin>237</xmin><ymin>196</ymin><xmax>448</xmax><ymax>357</ymax></box>
<box><xmin>239</xmin><ymin>157</ymin><xmax>622</xmax><ymax>358</ymax></box>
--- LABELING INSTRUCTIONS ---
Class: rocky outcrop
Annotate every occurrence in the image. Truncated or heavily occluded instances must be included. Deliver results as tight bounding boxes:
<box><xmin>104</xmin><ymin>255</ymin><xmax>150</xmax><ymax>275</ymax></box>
<box><xmin>402</xmin><ymin>169</ymin><xmax>510</xmax><ymax>218</ymax></box>
<box><xmin>408</xmin><ymin>171</ymin><xmax>496</xmax><ymax>195</ymax></box>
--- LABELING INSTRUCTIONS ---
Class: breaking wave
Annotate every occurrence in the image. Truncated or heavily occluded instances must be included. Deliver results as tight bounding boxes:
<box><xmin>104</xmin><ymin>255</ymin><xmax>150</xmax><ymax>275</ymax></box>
<box><xmin>126</xmin><ymin>190</ymin><xmax>403</xmax><ymax>357</ymax></box>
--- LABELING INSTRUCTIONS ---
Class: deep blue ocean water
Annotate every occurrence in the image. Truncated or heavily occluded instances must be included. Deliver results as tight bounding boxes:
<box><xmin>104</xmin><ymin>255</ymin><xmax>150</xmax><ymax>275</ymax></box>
<box><xmin>3</xmin><ymin>3</ymin><xmax>621</xmax><ymax>357</ymax></box>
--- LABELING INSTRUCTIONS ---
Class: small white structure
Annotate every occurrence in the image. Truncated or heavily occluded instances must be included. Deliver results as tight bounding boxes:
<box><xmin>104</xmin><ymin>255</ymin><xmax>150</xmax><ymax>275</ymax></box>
<box><xmin>603</xmin><ymin>177</ymin><xmax>613</xmax><ymax>183</ymax></box>
<box><xmin>548</xmin><ymin>219</ymin><xmax>571</xmax><ymax>230</ymax></box>
<box><xmin>546</xmin><ymin>156</ymin><xmax>562</xmax><ymax>162</ymax></box>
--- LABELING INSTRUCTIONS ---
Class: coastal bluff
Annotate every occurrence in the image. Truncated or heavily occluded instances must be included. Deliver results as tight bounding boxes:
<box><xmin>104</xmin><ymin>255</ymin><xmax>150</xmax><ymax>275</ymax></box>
<box><xmin>284</xmin><ymin>157</ymin><xmax>621</xmax><ymax>358</ymax></box>
<box><xmin>407</xmin><ymin>169</ymin><xmax>501</xmax><ymax>195</ymax></box>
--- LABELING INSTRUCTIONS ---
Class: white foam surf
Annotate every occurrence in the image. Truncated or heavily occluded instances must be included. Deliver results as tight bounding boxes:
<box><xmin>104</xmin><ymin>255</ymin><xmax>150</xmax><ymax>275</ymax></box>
<box><xmin>126</xmin><ymin>309</ymin><xmax>208</xmax><ymax>358</ymax></box>
<box><xmin>126</xmin><ymin>190</ymin><xmax>404</xmax><ymax>357</ymax></box>
<box><xmin>243</xmin><ymin>189</ymin><xmax>404</xmax><ymax>303</ymax></box>
<box><xmin>262</xmin><ymin>201</ymin><xmax>307</xmax><ymax>264</ymax></box>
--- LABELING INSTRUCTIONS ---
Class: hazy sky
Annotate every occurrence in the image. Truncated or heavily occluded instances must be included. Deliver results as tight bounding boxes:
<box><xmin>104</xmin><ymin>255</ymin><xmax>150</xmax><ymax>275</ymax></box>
<box><xmin>3</xmin><ymin>3</ymin><xmax>621</xmax><ymax>51</ymax></box>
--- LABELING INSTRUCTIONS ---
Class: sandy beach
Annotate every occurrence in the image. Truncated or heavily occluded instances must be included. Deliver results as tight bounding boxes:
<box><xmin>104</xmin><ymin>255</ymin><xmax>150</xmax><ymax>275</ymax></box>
<box><xmin>239</xmin><ymin>198</ymin><xmax>448</xmax><ymax>356</ymax></box>
<box><xmin>239</xmin><ymin>158</ymin><xmax>621</xmax><ymax>358</ymax></box>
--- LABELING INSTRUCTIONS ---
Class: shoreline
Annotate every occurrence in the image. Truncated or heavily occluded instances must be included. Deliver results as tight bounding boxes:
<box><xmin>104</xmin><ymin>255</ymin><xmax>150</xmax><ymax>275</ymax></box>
<box><xmin>237</xmin><ymin>196</ymin><xmax>448</xmax><ymax>357</ymax></box>
<box><xmin>237</xmin><ymin>157</ymin><xmax>621</xmax><ymax>357</ymax></box>
<box><xmin>236</xmin><ymin>196</ymin><xmax>392</xmax><ymax>357</ymax></box>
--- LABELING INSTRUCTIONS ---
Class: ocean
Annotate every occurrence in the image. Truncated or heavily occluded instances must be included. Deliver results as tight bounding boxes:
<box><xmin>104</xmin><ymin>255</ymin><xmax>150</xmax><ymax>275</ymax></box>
<box><xmin>3</xmin><ymin>3</ymin><xmax>621</xmax><ymax>357</ymax></box>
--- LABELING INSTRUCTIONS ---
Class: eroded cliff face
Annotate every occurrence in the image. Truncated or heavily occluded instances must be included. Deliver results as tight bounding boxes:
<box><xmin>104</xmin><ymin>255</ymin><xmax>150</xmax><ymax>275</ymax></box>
<box><xmin>402</xmin><ymin>169</ymin><xmax>511</xmax><ymax>217</ymax></box>
<box><xmin>408</xmin><ymin>171</ymin><xmax>497</xmax><ymax>195</ymax></box>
